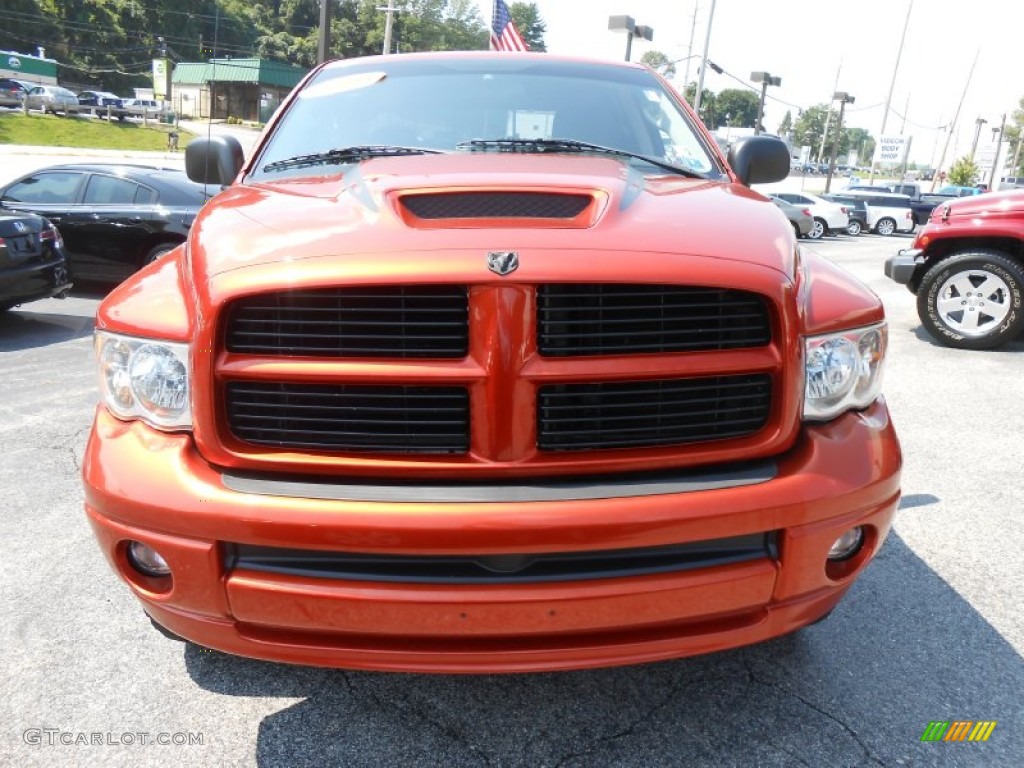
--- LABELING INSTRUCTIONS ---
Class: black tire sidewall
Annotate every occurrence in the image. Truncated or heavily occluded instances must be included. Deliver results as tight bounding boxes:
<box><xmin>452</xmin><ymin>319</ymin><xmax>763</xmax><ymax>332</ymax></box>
<box><xmin>847</xmin><ymin>220</ymin><xmax>862</xmax><ymax>236</ymax></box>
<box><xmin>917</xmin><ymin>251</ymin><xmax>1024</xmax><ymax>350</ymax></box>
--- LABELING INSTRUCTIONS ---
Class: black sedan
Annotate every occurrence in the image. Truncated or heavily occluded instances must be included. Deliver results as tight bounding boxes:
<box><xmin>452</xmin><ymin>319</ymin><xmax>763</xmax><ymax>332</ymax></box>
<box><xmin>0</xmin><ymin>164</ymin><xmax>213</xmax><ymax>283</ymax></box>
<box><xmin>0</xmin><ymin>210</ymin><xmax>72</xmax><ymax>311</ymax></box>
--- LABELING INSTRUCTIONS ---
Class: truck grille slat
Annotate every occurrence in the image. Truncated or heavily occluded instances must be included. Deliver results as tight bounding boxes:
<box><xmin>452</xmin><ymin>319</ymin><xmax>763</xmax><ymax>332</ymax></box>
<box><xmin>226</xmin><ymin>286</ymin><xmax>468</xmax><ymax>358</ymax></box>
<box><xmin>538</xmin><ymin>284</ymin><xmax>771</xmax><ymax>356</ymax></box>
<box><xmin>538</xmin><ymin>375</ymin><xmax>772</xmax><ymax>451</ymax></box>
<box><xmin>229</xmin><ymin>532</ymin><xmax>778</xmax><ymax>584</ymax></box>
<box><xmin>226</xmin><ymin>383</ymin><xmax>469</xmax><ymax>454</ymax></box>
<box><xmin>401</xmin><ymin>192</ymin><xmax>592</xmax><ymax>220</ymax></box>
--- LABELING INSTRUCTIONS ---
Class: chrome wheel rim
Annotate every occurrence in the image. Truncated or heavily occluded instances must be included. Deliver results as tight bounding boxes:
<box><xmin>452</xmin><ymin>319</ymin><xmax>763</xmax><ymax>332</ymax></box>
<box><xmin>936</xmin><ymin>269</ymin><xmax>1012</xmax><ymax>337</ymax></box>
<box><xmin>877</xmin><ymin>219</ymin><xmax>894</xmax><ymax>235</ymax></box>
<box><xmin>810</xmin><ymin>220</ymin><xmax>824</xmax><ymax>239</ymax></box>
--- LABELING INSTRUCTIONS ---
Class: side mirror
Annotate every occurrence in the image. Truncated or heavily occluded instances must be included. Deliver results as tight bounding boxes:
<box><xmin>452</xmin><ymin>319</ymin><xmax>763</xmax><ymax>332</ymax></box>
<box><xmin>727</xmin><ymin>136</ymin><xmax>790</xmax><ymax>186</ymax></box>
<box><xmin>185</xmin><ymin>135</ymin><xmax>245</xmax><ymax>186</ymax></box>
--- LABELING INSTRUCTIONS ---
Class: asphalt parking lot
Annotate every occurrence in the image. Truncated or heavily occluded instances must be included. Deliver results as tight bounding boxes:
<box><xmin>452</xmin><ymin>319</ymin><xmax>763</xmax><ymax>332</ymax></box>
<box><xmin>2</xmin><ymin>231</ymin><xmax>1022</xmax><ymax>767</ymax></box>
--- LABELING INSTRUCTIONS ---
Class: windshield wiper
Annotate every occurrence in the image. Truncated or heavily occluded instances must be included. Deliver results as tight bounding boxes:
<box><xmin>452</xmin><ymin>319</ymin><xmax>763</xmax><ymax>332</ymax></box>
<box><xmin>455</xmin><ymin>138</ymin><xmax>707</xmax><ymax>179</ymax></box>
<box><xmin>262</xmin><ymin>145</ymin><xmax>444</xmax><ymax>173</ymax></box>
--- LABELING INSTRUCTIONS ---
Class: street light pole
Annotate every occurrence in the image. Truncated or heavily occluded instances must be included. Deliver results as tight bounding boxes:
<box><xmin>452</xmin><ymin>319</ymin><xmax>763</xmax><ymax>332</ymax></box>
<box><xmin>970</xmin><ymin>116</ymin><xmax>988</xmax><ymax>160</ymax></box>
<box><xmin>693</xmin><ymin>0</ymin><xmax>716</xmax><ymax>121</ymax></box>
<box><xmin>825</xmin><ymin>91</ymin><xmax>854</xmax><ymax>193</ymax></box>
<box><xmin>987</xmin><ymin>113</ymin><xmax>1006</xmax><ymax>190</ymax></box>
<box><xmin>750</xmin><ymin>71</ymin><xmax>781</xmax><ymax>135</ymax></box>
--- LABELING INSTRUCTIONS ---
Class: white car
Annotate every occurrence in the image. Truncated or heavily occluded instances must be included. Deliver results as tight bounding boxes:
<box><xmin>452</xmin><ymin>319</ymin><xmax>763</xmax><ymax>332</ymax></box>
<box><xmin>769</xmin><ymin>192</ymin><xmax>850</xmax><ymax>240</ymax></box>
<box><xmin>839</xmin><ymin>191</ymin><xmax>916</xmax><ymax>235</ymax></box>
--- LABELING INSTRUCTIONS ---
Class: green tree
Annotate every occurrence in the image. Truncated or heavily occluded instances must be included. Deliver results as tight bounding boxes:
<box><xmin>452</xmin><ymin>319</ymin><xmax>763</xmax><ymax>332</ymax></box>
<box><xmin>509</xmin><ymin>2</ymin><xmax>546</xmax><ymax>51</ymax></box>
<box><xmin>777</xmin><ymin>110</ymin><xmax>792</xmax><ymax>137</ymax></box>
<box><xmin>639</xmin><ymin>50</ymin><xmax>674</xmax><ymax>78</ymax></box>
<box><xmin>845</xmin><ymin>127</ymin><xmax>874</xmax><ymax>165</ymax></box>
<box><xmin>683</xmin><ymin>83</ymin><xmax>716</xmax><ymax>128</ymax></box>
<box><xmin>715</xmin><ymin>89</ymin><xmax>760</xmax><ymax>129</ymax></box>
<box><xmin>948</xmin><ymin>155</ymin><xmax>980</xmax><ymax>186</ymax></box>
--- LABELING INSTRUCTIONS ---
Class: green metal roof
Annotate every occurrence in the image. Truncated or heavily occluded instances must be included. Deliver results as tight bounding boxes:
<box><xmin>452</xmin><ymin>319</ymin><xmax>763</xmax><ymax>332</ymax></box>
<box><xmin>172</xmin><ymin>58</ymin><xmax>307</xmax><ymax>88</ymax></box>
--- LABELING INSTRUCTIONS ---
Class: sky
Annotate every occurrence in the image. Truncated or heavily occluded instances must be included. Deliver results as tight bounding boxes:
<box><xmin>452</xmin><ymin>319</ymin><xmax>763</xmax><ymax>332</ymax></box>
<box><xmin>475</xmin><ymin>0</ymin><xmax>1024</xmax><ymax>166</ymax></box>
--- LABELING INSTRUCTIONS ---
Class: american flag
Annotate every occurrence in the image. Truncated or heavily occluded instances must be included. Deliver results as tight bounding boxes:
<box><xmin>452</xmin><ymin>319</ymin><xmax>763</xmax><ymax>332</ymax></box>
<box><xmin>491</xmin><ymin>0</ymin><xmax>528</xmax><ymax>51</ymax></box>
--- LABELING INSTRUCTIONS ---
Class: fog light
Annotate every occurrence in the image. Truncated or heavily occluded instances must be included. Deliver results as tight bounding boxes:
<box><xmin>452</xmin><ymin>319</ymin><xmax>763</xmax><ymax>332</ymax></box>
<box><xmin>827</xmin><ymin>527</ymin><xmax>864</xmax><ymax>561</ymax></box>
<box><xmin>127</xmin><ymin>541</ymin><xmax>171</xmax><ymax>577</ymax></box>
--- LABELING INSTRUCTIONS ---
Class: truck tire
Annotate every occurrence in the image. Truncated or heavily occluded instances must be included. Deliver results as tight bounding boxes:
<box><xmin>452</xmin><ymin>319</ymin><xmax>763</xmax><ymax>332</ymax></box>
<box><xmin>916</xmin><ymin>250</ymin><xmax>1024</xmax><ymax>350</ymax></box>
<box><xmin>846</xmin><ymin>219</ymin><xmax>862</xmax><ymax>236</ymax></box>
<box><xmin>875</xmin><ymin>217</ymin><xmax>896</xmax><ymax>236</ymax></box>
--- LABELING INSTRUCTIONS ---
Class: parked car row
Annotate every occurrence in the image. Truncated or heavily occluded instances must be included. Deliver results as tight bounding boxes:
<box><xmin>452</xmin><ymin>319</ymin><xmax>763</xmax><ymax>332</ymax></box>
<box><xmin>0</xmin><ymin>80</ymin><xmax>165</xmax><ymax>120</ymax></box>
<box><xmin>767</xmin><ymin>189</ymin><xmax>918</xmax><ymax>239</ymax></box>
<box><xmin>0</xmin><ymin>164</ymin><xmax>214</xmax><ymax>307</ymax></box>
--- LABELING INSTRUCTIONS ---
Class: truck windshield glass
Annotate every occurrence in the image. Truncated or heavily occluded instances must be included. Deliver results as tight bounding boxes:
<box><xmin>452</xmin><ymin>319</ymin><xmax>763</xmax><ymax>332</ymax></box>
<box><xmin>251</xmin><ymin>57</ymin><xmax>722</xmax><ymax>181</ymax></box>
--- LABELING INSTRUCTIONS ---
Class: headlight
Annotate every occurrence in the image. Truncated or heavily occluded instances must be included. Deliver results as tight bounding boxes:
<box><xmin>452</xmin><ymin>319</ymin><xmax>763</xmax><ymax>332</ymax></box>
<box><xmin>803</xmin><ymin>323</ymin><xmax>887</xmax><ymax>421</ymax></box>
<box><xmin>94</xmin><ymin>331</ymin><xmax>191</xmax><ymax>429</ymax></box>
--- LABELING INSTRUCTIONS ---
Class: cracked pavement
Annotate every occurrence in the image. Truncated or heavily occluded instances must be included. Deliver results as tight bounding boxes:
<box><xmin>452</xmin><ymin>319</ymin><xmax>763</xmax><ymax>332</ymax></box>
<box><xmin>2</xmin><ymin>235</ymin><xmax>1022</xmax><ymax>767</ymax></box>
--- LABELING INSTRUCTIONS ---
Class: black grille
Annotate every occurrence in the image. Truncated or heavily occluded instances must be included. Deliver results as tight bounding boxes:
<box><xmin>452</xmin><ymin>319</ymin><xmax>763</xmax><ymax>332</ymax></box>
<box><xmin>401</xmin><ymin>192</ymin><xmax>591</xmax><ymax>220</ymax></box>
<box><xmin>538</xmin><ymin>375</ymin><xmax>772</xmax><ymax>451</ymax></box>
<box><xmin>228</xmin><ymin>533</ymin><xmax>777</xmax><ymax>584</ymax></box>
<box><xmin>537</xmin><ymin>284</ymin><xmax>771</xmax><ymax>356</ymax></box>
<box><xmin>225</xmin><ymin>286</ymin><xmax>468</xmax><ymax>358</ymax></box>
<box><xmin>226</xmin><ymin>383</ymin><xmax>469</xmax><ymax>454</ymax></box>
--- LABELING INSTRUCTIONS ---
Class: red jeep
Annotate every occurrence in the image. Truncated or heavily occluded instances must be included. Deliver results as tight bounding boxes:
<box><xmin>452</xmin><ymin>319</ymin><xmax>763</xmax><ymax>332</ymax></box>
<box><xmin>83</xmin><ymin>53</ymin><xmax>901</xmax><ymax>673</ymax></box>
<box><xmin>885</xmin><ymin>191</ymin><xmax>1024</xmax><ymax>349</ymax></box>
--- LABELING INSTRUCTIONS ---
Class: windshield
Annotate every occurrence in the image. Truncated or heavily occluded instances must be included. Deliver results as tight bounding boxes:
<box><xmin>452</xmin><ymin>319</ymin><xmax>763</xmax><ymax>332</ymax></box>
<box><xmin>251</xmin><ymin>55</ymin><xmax>723</xmax><ymax>181</ymax></box>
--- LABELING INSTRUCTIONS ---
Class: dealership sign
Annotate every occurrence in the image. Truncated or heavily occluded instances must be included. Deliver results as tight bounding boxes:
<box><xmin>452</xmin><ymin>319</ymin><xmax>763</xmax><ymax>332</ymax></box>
<box><xmin>873</xmin><ymin>135</ymin><xmax>910</xmax><ymax>165</ymax></box>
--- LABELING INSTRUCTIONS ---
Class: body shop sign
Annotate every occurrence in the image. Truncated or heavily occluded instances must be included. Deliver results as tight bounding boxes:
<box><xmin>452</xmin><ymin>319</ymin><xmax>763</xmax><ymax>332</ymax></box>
<box><xmin>873</xmin><ymin>135</ymin><xmax>909</xmax><ymax>164</ymax></box>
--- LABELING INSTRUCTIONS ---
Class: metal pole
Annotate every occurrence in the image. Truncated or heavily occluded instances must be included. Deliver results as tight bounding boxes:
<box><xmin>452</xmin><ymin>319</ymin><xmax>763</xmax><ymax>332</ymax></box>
<box><xmin>755</xmin><ymin>80</ymin><xmax>767</xmax><ymax>136</ymax></box>
<box><xmin>625</xmin><ymin>29</ymin><xmax>633</xmax><ymax>62</ymax></box>
<box><xmin>383</xmin><ymin>0</ymin><xmax>396</xmax><ymax>55</ymax></box>
<box><xmin>317</xmin><ymin>0</ymin><xmax>332</xmax><ymax>64</ymax></box>
<box><xmin>683</xmin><ymin>1</ymin><xmax>699</xmax><ymax>105</ymax></box>
<box><xmin>818</xmin><ymin>59</ymin><xmax>841</xmax><ymax>164</ymax></box>
<box><xmin>987</xmin><ymin>113</ymin><xmax>1006</xmax><ymax>190</ymax></box>
<box><xmin>969</xmin><ymin>117</ymin><xmax>986</xmax><ymax>160</ymax></box>
<box><xmin>693</xmin><ymin>0</ymin><xmax>716</xmax><ymax>122</ymax></box>
<box><xmin>825</xmin><ymin>97</ymin><xmax>847</xmax><ymax>194</ymax></box>
<box><xmin>930</xmin><ymin>48</ymin><xmax>978</xmax><ymax>191</ymax></box>
<box><xmin>868</xmin><ymin>0</ymin><xmax>914</xmax><ymax>185</ymax></box>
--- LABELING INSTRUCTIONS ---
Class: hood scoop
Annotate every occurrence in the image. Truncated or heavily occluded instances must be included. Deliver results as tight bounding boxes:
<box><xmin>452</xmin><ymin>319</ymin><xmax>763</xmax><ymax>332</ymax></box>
<box><xmin>397</xmin><ymin>191</ymin><xmax>601</xmax><ymax>228</ymax></box>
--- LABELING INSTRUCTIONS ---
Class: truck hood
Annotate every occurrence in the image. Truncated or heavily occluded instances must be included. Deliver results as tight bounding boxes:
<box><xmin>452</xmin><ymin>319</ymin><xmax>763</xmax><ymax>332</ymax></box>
<box><xmin>937</xmin><ymin>189</ymin><xmax>1024</xmax><ymax>219</ymax></box>
<box><xmin>187</xmin><ymin>153</ymin><xmax>796</xmax><ymax>294</ymax></box>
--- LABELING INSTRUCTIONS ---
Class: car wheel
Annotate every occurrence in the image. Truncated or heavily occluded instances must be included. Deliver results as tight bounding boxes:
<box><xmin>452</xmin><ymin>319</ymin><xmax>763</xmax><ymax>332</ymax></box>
<box><xmin>807</xmin><ymin>218</ymin><xmax>825</xmax><ymax>240</ymax></box>
<box><xmin>916</xmin><ymin>250</ymin><xmax>1024</xmax><ymax>350</ymax></box>
<box><xmin>875</xmin><ymin>217</ymin><xmax>896</xmax><ymax>236</ymax></box>
<box><xmin>846</xmin><ymin>219</ymin><xmax>862</xmax><ymax>236</ymax></box>
<box><xmin>144</xmin><ymin>243</ymin><xmax>178</xmax><ymax>265</ymax></box>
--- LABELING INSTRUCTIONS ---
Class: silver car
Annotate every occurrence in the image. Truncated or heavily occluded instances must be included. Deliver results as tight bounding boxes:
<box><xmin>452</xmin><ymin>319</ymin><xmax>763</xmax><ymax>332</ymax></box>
<box><xmin>25</xmin><ymin>85</ymin><xmax>79</xmax><ymax>115</ymax></box>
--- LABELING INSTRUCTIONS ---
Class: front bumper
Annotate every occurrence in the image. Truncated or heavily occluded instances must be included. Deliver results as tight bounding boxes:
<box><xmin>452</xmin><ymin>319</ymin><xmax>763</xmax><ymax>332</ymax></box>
<box><xmin>884</xmin><ymin>248</ymin><xmax>923</xmax><ymax>286</ymax></box>
<box><xmin>84</xmin><ymin>402</ymin><xmax>901</xmax><ymax>673</ymax></box>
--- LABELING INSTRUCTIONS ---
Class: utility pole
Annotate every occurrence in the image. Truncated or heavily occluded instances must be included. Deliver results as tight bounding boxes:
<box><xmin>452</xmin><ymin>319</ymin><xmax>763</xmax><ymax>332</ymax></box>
<box><xmin>868</xmin><ymin>0</ymin><xmax>914</xmax><ymax>185</ymax></box>
<box><xmin>317</xmin><ymin>0</ymin><xmax>332</xmax><ymax>65</ymax></box>
<box><xmin>683</xmin><ymin>1</ymin><xmax>698</xmax><ymax>105</ymax></box>
<box><xmin>382</xmin><ymin>0</ymin><xmax>397</xmax><ymax>55</ymax></box>
<box><xmin>931</xmin><ymin>48</ymin><xmax>979</xmax><ymax>191</ymax></box>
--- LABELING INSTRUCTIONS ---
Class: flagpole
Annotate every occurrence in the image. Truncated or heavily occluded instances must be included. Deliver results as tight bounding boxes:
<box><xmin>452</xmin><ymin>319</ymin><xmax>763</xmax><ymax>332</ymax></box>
<box><xmin>490</xmin><ymin>1</ymin><xmax>497</xmax><ymax>50</ymax></box>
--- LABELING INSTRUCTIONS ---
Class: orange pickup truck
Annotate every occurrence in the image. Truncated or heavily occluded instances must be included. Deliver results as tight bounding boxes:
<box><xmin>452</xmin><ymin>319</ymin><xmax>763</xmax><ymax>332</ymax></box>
<box><xmin>83</xmin><ymin>52</ymin><xmax>901</xmax><ymax>673</ymax></box>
